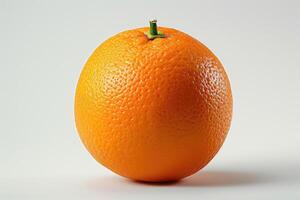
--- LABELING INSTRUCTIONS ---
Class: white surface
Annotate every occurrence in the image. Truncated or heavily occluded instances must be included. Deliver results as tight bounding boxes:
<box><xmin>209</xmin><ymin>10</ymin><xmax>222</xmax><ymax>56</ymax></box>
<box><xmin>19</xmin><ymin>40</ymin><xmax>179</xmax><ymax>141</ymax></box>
<box><xmin>1</xmin><ymin>0</ymin><xmax>300</xmax><ymax>199</ymax></box>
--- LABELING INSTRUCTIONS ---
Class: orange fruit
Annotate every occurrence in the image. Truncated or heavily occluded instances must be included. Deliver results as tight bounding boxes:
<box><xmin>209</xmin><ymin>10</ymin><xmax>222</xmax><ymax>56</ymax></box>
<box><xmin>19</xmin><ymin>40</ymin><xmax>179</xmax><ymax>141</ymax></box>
<box><xmin>75</xmin><ymin>20</ymin><xmax>232</xmax><ymax>182</ymax></box>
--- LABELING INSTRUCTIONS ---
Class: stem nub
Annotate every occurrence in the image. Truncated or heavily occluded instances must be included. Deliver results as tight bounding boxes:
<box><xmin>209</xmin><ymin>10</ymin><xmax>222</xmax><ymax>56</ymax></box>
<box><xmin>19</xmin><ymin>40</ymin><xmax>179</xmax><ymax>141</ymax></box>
<box><xmin>145</xmin><ymin>20</ymin><xmax>165</xmax><ymax>40</ymax></box>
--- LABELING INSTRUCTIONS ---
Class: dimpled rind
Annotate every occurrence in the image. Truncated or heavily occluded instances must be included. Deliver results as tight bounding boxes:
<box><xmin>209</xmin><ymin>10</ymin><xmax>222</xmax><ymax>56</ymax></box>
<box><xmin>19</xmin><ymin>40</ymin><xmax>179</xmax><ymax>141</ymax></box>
<box><xmin>75</xmin><ymin>27</ymin><xmax>233</xmax><ymax>182</ymax></box>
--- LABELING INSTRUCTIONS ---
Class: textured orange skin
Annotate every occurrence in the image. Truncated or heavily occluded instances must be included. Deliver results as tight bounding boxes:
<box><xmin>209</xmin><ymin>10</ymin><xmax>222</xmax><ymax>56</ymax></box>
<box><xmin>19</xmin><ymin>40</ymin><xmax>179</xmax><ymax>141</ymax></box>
<box><xmin>75</xmin><ymin>27</ymin><xmax>232</xmax><ymax>182</ymax></box>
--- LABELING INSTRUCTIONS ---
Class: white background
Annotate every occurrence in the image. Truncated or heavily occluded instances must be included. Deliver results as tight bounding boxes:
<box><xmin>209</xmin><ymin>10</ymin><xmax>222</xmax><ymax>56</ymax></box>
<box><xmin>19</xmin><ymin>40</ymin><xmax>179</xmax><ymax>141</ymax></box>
<box><xmin>1</xmin><ymin>0</ymin><xmax>300</xmax><ymax>199</ymax></box>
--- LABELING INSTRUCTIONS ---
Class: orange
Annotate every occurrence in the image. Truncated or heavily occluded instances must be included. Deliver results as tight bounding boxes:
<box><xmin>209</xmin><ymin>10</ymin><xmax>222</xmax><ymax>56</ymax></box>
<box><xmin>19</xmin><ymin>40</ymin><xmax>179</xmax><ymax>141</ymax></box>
<box><xmin>75</xmin><ymin>20</ymin><xmax>232</xmax><ymax>182</ymax></box>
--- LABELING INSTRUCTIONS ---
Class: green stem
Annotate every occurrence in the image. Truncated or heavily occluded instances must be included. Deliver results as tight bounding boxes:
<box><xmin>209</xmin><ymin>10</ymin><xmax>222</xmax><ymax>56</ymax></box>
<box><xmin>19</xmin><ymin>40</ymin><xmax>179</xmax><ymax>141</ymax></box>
<box><xmin>145</xmin><ymin>20</ymin><xmax>165</xmax><ymax>40</ymax></box>
<box><xmin>149</xmin><ymin>20</ymin><xmax>158</xmax><ymax>35</ymax></box>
